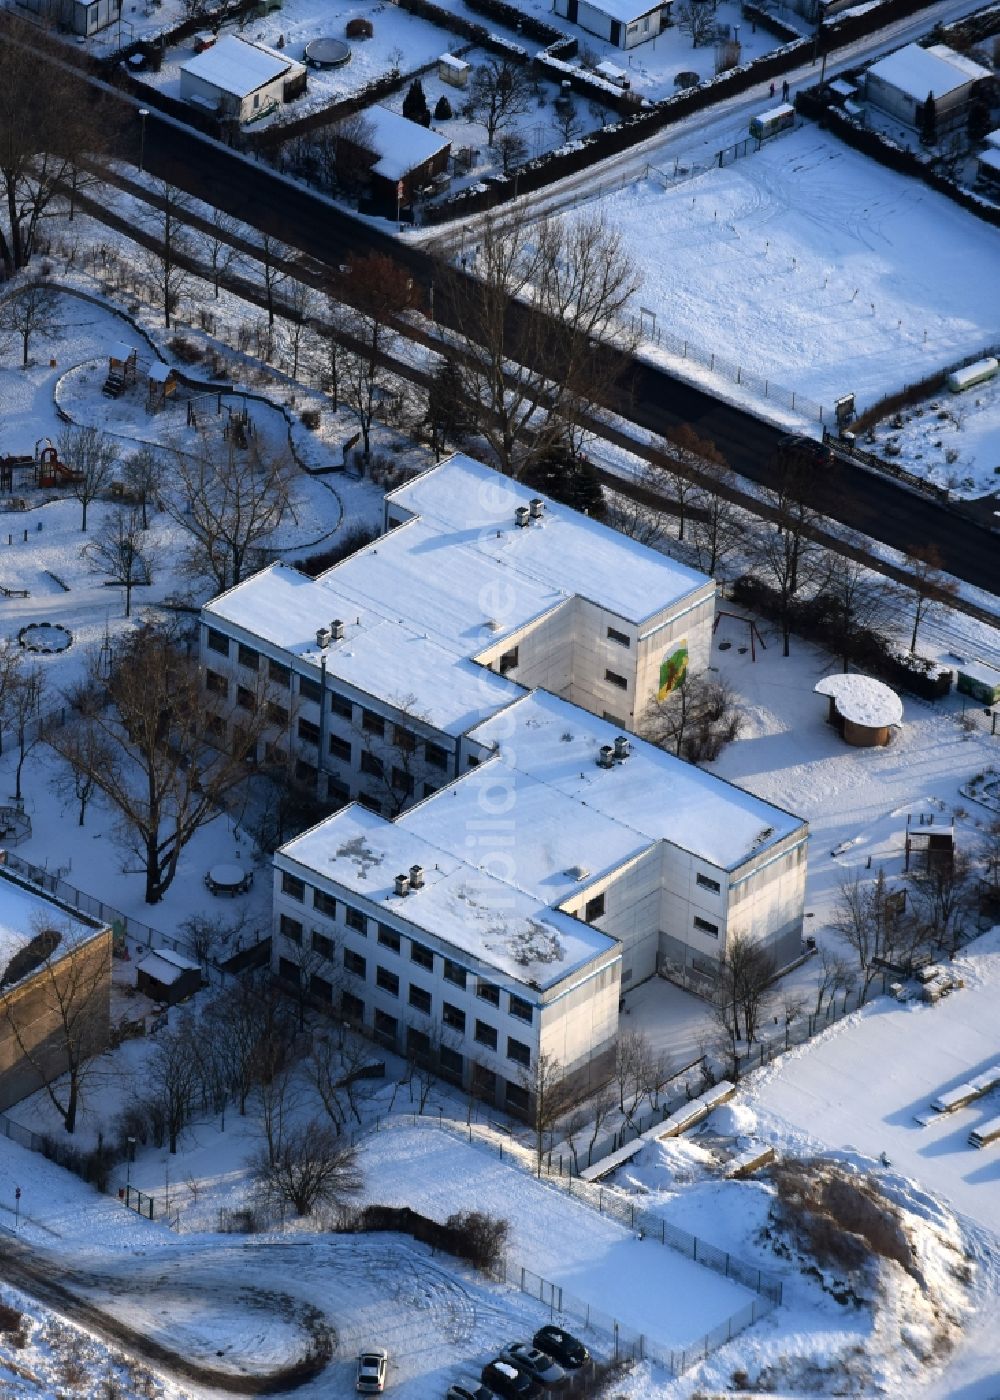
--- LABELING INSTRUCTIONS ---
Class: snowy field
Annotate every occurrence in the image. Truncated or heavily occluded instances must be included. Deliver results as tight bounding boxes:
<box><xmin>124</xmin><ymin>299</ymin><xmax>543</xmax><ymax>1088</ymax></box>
<box><xmin>602</xmin><ymin>125</ymin><xmax>1000</xmax><ymax>415</ymax></box>
<box><xmin>744</xmin><ymin>927</ymin><xmax>1000</xmax><ymax>1237</ymax></box>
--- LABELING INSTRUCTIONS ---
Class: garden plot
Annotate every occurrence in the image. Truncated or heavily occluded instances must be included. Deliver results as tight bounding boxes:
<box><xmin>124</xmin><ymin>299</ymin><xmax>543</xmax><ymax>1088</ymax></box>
<box><xmin>863</xmin><ymin>373</ymin><xmax>1000</xmax><ymax>501</ymax></box>
<box><xmin>599</xmin><ymin>126</ymin><xmax>1000</xmax><ymax>415</ymax></box>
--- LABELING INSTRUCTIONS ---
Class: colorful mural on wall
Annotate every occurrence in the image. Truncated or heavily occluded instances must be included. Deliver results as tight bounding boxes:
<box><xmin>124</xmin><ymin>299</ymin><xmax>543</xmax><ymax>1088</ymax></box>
<box><xmin>658</xmin><ymin>640</ymin><xmax>688</xmax><ymax>701</ymax></box>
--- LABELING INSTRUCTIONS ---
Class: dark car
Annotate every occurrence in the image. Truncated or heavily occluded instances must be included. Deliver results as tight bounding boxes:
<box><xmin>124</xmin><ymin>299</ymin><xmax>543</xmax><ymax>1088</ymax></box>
<box><xmin>498</xmin><ymin>1345</ymin><xmax>566</xmax><ymax>1389</ymax></box>
<box><xmin>447</xmin><ymin>1380</ymin><xmax>495</xmax><ymax>1400</ymax></box>
<box><xmin>777</xmin><ymin>433</ymin><xmax>834</xmax><ymax>469</ymax></box>
<box><xmin>532</xmin><ymin>1327</ymin><xmax>590</xmax><ymax>1370</ymax></box>
<box><xmin>481</xmin><ymin>1359</ymin><xmax>541</xmax><ymax>1400</ymax></box>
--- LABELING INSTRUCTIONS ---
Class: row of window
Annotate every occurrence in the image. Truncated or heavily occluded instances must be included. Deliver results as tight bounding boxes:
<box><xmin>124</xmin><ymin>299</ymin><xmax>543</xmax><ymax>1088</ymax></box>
<box><xmin>278</xmin><ymin>879</ymin><xmax>535</xmax><ymax>1023</ymax></box>
<box><xmin>275</xmin><ymin>967</ymin><xmax>532</xmax><ymax>1110</ymax></box>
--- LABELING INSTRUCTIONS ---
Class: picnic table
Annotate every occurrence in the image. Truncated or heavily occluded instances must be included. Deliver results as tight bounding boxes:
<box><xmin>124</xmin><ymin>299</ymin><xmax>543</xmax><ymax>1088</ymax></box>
<box><xmin>205</xmin><ymin>862</ymin><xmax>253</xmax><ymax>896</ymax></box>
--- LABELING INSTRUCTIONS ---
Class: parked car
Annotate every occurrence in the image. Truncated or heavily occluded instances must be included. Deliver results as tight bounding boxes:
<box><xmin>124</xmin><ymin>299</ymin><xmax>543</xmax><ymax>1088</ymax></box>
<box><xmin>532</xmin><ymin>1327</ymin><xmax>590</xmax><ymax>1369</ymax></box>
<box><xmin>777</xmin><ymin>432</ymin><xmax>834</xmax><ymax>469</ymax></box>
<box><xmin>446</xmin><ymin>1380</ymin><xmax>496</xmax><ymax>1400</ymax></box>
<box><xmin>498</xmin><ymin>1344</ymin><xmax>567</xmax><ymax>1389</ymax></box>
<box><xmin>481</xmin><ymin>1359</ymin><xmax>541</xmax><ymax>1399</ymax></box>
<box><xmin>357</xmin><ymin>1348</ymin><xmax>388</xmax><ymax>1393</ymax></box>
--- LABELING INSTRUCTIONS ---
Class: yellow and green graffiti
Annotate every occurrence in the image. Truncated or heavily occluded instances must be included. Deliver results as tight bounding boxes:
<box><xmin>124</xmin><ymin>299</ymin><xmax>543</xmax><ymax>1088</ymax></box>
<box><xmin>658</xmin><ymin>641</ymin><xmax>688</xmax><ymax>701</ymax></box>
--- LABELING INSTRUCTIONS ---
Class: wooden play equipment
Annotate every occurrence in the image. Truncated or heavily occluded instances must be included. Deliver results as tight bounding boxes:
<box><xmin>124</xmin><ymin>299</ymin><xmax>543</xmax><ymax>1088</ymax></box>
<box><xmin>104</xmin><ymin>342</ymin><xmax>138</xmax><ymax>398</ymax></box>
<box><xmin>35</xmin><ymin>438</ymin><xmax>84</xmax><ymax>488</ymax></box>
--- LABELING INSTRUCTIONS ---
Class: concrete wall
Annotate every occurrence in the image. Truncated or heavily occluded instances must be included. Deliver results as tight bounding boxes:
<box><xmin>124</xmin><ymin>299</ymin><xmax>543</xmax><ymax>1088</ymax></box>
<box><xmin>0</xmin><ymin>929</ymin><xmax>111</xmax><ymax>1113</ymax></box>
<box><xmin>180</xmin><ymin>69</ymin><xmax>292</xmax><ymax>123</ymax></box>
<box><xmin>558</xmin><ymin>847</ymin><xmax>662</xmax><ymax>989</ymax></box>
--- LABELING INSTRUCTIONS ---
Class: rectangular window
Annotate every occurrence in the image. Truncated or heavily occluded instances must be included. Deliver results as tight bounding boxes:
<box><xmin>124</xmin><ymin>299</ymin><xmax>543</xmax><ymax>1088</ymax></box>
<box><xmin>442</xmin><ymin>1002</ymin><xmax>465</xmax><ymax>1033</ymax></box>
<box><xmin>205</xmin><ymin>669</ymin><xmax>228</xmax><ymax>698</ymax></box>
<box><xmin>410</xmin><ymin>942</ymin><xmax>434</xmax><ymax>971</ymax></box>
<box><xmin>328</xmin><ymin>734</ymin><xmax>351</xmax><ymax>763</ymax></box>
<box><xmin>475</xmin><ymin>1020</ymin><xmax>498</xmax><ymax>1051</ymax></box>
<box><xmin>345</xmin><ymin>906</ymin><xmax>366</xmax><ymax>934</ymax></box>
<box><xmin>499</xmin><ymin>645</ymin><xmax>519</xmax><ymax>675</ymax></box>
<box><xmin>423</xmin><ymin>783</ymin><xmax>439</xmax><ymax>798</ymax></box>
<box><xmin>505</xmin><ymin>1080</ymin><xmax>529</xmax><ymax>1112</ymax></box>
<box><xmin>341</xmin><ymin>990</ymin><xmax>364</xmax><ymax>1022</ymax></box>
<box><xmin>279</xmin><ymin>914</ymin><xmax>303</xmax><ymax>945</ymax></box>
<box><xmin>298</xmin><ymin>717</ymin><xmax>320</xmax><ymax>746</ymax></box>
<box><xmin>697</xmin><ymin>873</ymin><xmax>721</xmax><ymax>894</ymax></box>
<box><xmin>360</xmin><ymin>751</ymin><xmax>384</xmax><ymax>779</ymax></box>
<box><xmin>377</xmin><ymin>924</ymin><xmax>401</xmax><ymax>953</ymax></box>
<box><xmin>585</xmin><ymin>892</ymin><xmax>606</xmax><ymax>923</ymax></box>
<box><xmin>269</xmin><ymin>658</ymin><xmax>291</xmax><ymax>688</ymax></box>
<box><xmin>206</xmin><ymin>713</ymin><xmax>225</xmax><ymax>740</ymax></box>
<box><xmin>281</xmin><ymin>871</ymin><xmax>305</xmax><ymax>901</ymax></box>
<box><xmin>443</xmin><ymin>959</ymin><xmax>466</xmax><ymax>989</ymax></box>
<box><xmin>309</xmin><ymin>973</ymin><xmax>333</xmax><ymax>1004</ymax></box>
<box><xmin>477</xmin><ymin>980</ymin><xmax>500</xmax><ymax>1007</ymax></box>
<box><xmin>607</xmin><ymin>626</ymin><xmax>630</xmax><ymax>647</ymax></box>
<box><xmin>311</xmin><ymin>930</ymin><xmax>334</xmax><ymax>960</ymax></box>
<box><xmin>467</xmin><ymin>756</ymin><xmax>479</xmax><ymax>768</ymax></box>
<box><xmin>206</xmin><ymin>627</ymin><xmax>229</xmax><ymax>656</ymax></box>
<box><xmin>330</xmin><ymin>691</ymin><xmax>353</xmax><ymax>720</ymax></box>
<box><xmin>313</xmin><ymin>888</ymin><xmax>337</xmax><ymax>919</ymax></box>
<box><xmin>362</xmin><ymin>709</ymin><xmax>385</xmax><ymax>737</ymax></box>
<box><xmin>278</xmin><ymin>956</ymin><xmax>299</xmax><ymax>985</ymax></box>
<box><xmin>238</xmin><ymin>643</ymin><xmax>258</xmax><ymax>671</ymax></box>
<box><xmin>357</xmin><ymin>792</ymin><xmax>382</xmax><ymax>813</ymax></box>
<box><xmin>605</xmin><ymin>669</ymin><xmax>628</xmax><ymax>691</ymax></box>
<box><xmin>376</xmin><ymin>966</ymin><xmax>399</xmax><ymax>997</ymax></box>
<box><xmin>374</xmin><ymin>1009</ymin><xmax>398</xmax><ymax>1044</ymax></box>
<box><xmin>391</xmin><ymin>766</ymin><xmax>414</xmax><ymax>796</ymax></box>
<box><xmin>602</xmin><ymin>712</ymin><xmax>626</xmax><ymax>727</ymax></box>
<box><xmin>344</xmin><ymin>949</ymin><xmax>366</xmax><ymax>978</ymax></box>
<box><xmin>424</xmin><ymin>742</ymin><xmax>448</xmax><ymax>771</ymax></box>
<box><xmin>407</xmin><ymin>1026</ymin><xmax>431</xmax><ymax>1059</ymax></box>
<box><xmin>473</xmin><ymin>1065</ymin><xmax>497</xmax><ymax>1097</ymax></box>
<box><xmin>408</xmin><ymin>983</ymin><xmax>432</xmax><ymax>1014</ymax></box>
<box><xmin>328</xmin><ymin>777</ymin><xmax>350</xmax><ymax>804</ymax></box>
<box><xmin>393</xmin><ymin>724</ymin><xmax>416</xmax><ymax>752</ymax></box>
<box><xmin>296</xmin><ymin>758</ymin><xmax>318</xmax><ymax>787</ymax></box>
<box><xmin>694</xmin><ymin>915</ymin><xmax>719</xmax><ymax>936</ymax></box>
<box><xmin>268</xmin><ymin>702</ymin><xmax>289</xmax><ymax>728</ymax></box>
<box><xmin>508</xmin><ymin>994</ymin><xmax>533</xmax><ymax>1024</ymax></box>
<box><xmin>236</xmin><ymin>685</ymin><xmax>254</xmax><ymax>711</ymax></box>
<box><xmin>299</xmin><ymin>675</ymin><xmax>322</xmax><ymax>704</ymax></box>
<box><xmin>439</xmin><ymin>1045</ymin><xmax>463</xmax><ymax>1081</ymax></box>
<box><xmin>507</xmin><ymin>1037</ymin><xmax>531</xmax><ymax>1068</ymax></box>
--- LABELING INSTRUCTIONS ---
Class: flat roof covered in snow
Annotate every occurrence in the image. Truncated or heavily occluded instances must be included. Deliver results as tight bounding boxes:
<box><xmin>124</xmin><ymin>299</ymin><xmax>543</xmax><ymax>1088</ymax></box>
<box><xmin>463</xmin><ymin>692</ymin><xmax>806</xmax><ymax>871</ymax></box>
<box><xmin>180</xmin><ymin>35</ymin><xmax>300</xmax><ymax>97</ymax></box>
<box><xmin>0</xmin><ymin>871</ymin><xmax>104</xmax><ymax>991</ymax></box>
<box><xmin>814</xmin><ymin>673</ymin><xmax>903</xmax><ymax>728</ymax></box>
<box><xmin>364</xmin><ymin>106</ymin><xmax>450</xmax><ymax>180</ymax></box>
<box><xmin>580</xmin><ymin>0</ymin><xmax>665</xmax><ymax>24</ymax></box>
<box><xmin>866</xmin><ymin>43</ymin><xmax>987</xmax><ymax>102</ymax></box>
<box><xmin>279</xmin><ymin>805</ymin><xmax>618</xmax><ymax>990</ymax></box>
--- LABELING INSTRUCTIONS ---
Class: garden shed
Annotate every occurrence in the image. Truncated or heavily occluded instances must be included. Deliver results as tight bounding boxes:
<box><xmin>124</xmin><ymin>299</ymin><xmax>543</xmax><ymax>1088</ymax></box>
<box><xmin>438</xmin><ymin>53</ymin><xmax>471</xmax><ymax>88</ymax></box>
<box><xmin>956</xmin><ymin>659</ymin><xmax>1000</xmax><ymax>705</ymax></box>
<box><xmin>864</xmin><ymin>43</ymin><xmax>990</xmax><ymax>134</ymax></box>
<box><xmin>136</xmin><ymin>947</ymin><xmax>203</xmax><ymax>1005</ymax></box>
<box><xmin>815</xmin><ymin>673</ymin><xmax>903</xmax><ymax>747</ymax></box>
<box><xmin>340</xmin><ymin>106</ymin><xmax>451</xmax><ymax>208</ymax></box>
<box><xmin>180</xmin><ymin>36</ymin><xmax>307</xmax><ymax>123</ymax></box>
<box><xmin>552</xmin><ymin>0</ymin><xmax>670</xmax><ymax>50</ymax></box>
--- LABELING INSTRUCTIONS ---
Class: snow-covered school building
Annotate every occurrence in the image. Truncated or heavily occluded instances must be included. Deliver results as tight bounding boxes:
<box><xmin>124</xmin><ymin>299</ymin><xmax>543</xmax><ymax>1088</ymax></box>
<box><xmin>199</xmin><ymin>454</ymin><xmax>808</xmax><ymax>1111</ymax></box>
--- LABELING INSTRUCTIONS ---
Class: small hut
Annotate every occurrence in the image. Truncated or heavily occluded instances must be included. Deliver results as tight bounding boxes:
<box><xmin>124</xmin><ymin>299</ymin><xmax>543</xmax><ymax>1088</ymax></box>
<box><xmin>136</xmin><ymin>947</ymin><xmax>202</xmax><ymax>1005</ymax></box>
<box><xmin>147</xmin><ymin>361</ymin><xmax>178</xmax><ymax>411</ymax></box>
<box><xmin>104</xmin><ymin>342</ymin><xmax>137</xmax><ymax>398</ymax></box>
<box><xmin>815</xmin><ymin>673</ymin><xmax>903</xmax><ymax>748</ymax></box>
<box><xmin>438</xmin><ymin>53</ymin><xmax>470</xmax><ymax>88</ymax></box>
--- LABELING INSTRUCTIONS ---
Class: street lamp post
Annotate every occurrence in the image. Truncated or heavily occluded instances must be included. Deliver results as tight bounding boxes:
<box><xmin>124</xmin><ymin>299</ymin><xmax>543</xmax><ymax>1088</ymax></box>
<box><xmin>138</xmin><ymin>108</ymin><xmax>150</xmax><ymax>174</ymax></box>
<box><xmin>126</xmin><ymin>1135</ymin><xmax>136</xmax><ymax>1192</ymax></box>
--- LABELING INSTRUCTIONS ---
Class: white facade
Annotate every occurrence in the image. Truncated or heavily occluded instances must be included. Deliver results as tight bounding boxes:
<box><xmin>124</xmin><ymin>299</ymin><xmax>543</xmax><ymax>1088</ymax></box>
<box><xmin>179</xmin><ymin>36</ymin><xmax>306</xmax><ymax>123</ymax></box>
<box><xmin>552</xmin><ymin>0</ymin><xmax>669</xmax><ymax>50</ymax></box>
<box><xmin>864</xmin><ymin>43</ymin><xmax>989</xmax><ymax>133</ymax></box>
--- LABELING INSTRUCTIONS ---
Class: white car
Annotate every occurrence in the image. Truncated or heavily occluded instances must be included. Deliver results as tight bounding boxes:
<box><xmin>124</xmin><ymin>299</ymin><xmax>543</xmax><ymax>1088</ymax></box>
<box><xmin>357</xmin><ymin>1347</ymin><xmax>388</xmax><ymax>1393</ymax></box>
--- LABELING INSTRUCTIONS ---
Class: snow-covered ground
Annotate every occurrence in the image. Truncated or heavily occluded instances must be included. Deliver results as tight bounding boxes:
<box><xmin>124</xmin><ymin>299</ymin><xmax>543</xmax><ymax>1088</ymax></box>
<box><xmin>600</xmin><ymin>124</ymin><xmax>1000</xmax><ymax>417</ymax></box>
<box><xmin>863</xmin><ymin>371</ymin><xmax>1000</xmax><ymax>500</ymax></box>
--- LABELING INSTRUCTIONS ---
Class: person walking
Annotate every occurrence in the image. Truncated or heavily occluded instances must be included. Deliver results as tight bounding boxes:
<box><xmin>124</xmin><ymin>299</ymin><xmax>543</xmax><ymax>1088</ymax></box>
<box><xmin>782</xmin><ymin>78</ymin><xmax>789</xmax><ymax>100</ymax></box>
<box><xmin>769</xmin><ymin>81</ymin><xmax>775</xmax><ymax>97</ymax></box>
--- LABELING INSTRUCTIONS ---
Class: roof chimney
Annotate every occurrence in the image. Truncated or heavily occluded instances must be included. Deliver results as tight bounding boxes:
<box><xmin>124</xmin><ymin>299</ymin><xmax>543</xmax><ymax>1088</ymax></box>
<box><xmin>316</xmin><ymin>626</ymin><xmax>331</xmax><ymax>649</ymax></box>
<box><xmin>596</xmin><ymin>745</ymin><xmax>615</xmax><ymax>769</ymax></box>
<box><xmin>409</xmin><ymin>864</ymin><xmax>425</xmax><ymax>889</ymax></box>
<box><xmin>614</xmin><ymin>735</ymin><xmax>631</xmax><ymax>761</ymax></box>
<box><xmin>394</xmin><ymin>873</ymin><xmax>410</xmax><ymax>897</ymax></box>
<box><xmin>331</xmin><ymin>619</ymin><xmax>345</xmax><ymax>641</ymax></box>
<box><xmin>514</xmin><ymin>505</ymin><xmax>530</xmax><ymax>528</ymax></box>
<box><xmin>529</xmin><ymin>497</ymin><xmax>544</xmax><ymax>519</ymax></box>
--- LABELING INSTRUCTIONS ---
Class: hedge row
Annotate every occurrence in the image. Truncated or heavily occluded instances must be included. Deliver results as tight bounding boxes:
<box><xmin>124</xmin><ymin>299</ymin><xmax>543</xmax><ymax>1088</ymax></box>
<box><xmin>462</xmin><ymin>0</ymin><xmax>564</xmax><ymax>46</ymax></box>
<box><xmin>731</xmin><ymin>576</ymin><xmax>953</xmax><ymax>700</ymax></box>
<box><xmin>741</xmin><ymin>1</ymin><xmax>802</xmax><ymax>44</ymax></box>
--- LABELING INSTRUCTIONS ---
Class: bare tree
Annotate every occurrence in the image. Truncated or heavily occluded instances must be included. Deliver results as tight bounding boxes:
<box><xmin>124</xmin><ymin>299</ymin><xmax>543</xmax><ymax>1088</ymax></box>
<box><xmin>496</xmin><ymin>131</ymin><xmax>528</xmax><ymax>175</ymax></box>
<box><xmin>50</xmin><ymin>625</ymin><xmax>272</xmax><ymax>904</ymax></box>
<box><xmin>58</xmin><ymin>425</ymin><xmax>119</xmax><ymax>532</ymax></box>
<box><xmin>520</xmin><ymin>1051</ymin><xmax>572</xmax><ymax>1176</ymax></box>
<box><xmin>713</xmin><ymin>932</ymin><xmax>775</xmax><ymax>1075</ymax></box>
<box><xmin>0</xmin><ymin>639</ymin><xmax>23</xmax><ymax>757</ymax></box>
<box><xmin>259</xmin><ymin>232</ymin><xmax>292</xmax><ymax>335</ymax></box>
<box><xmin>676</xmin><ymin>0</ymin><xmax>719</xmax><ymax>45</ymax></box>
<box><xmin>465</xmin><ymin>59</ymin><xmax>533</xmax><ymax>144</ymax></box>
<box><xmin>552</xmin><ymin>94</ymin><xmax>584</xmax><ymax>144</ymax></box>
<box><xmin>907</xmin><ymin>851</ymin><xmax>972</xmax><ymax>956</ymax></box>
<box><xmin>904</xmin><ymin>545</ymin><xmax>958</xmax><ymax>654</ymax></box>
<box><xmin>332</xmin><ymin>252</ymin><xmax>416</xmax><ymax>458</ymax></box>
<box><xmin>818</xmin><ymin>548</ymin><xmax>899</xmax><ymax>672</ymax></box>
<box><xmin>200</xmin><ymin>208</ymin><xmax>240</xmax><ymax>298</ymax></box>
<box><xmin>281</xmin><ymin>279</ymin><xmax>320</xmax><ymax>383</ymax></box>
<box><xmin>690</xmin><ymin>464</ymin><xmax>741</xmax><ymax>577</ymax></box>
<box><xmin>160</xmin><ymin>430</ymin><xmax>296</xmax><ymax>592</ymax></box>
<box><xmin>641</xmin><ymin>671</ymin><xmax>742</xmax><ymax>763</ymax></box>
<box><xmin>304</xmin><ymin>1028</ymin><xmax>353</xmax><ymax>1134</ymax></box>
<box><xmin>614</xmin><ymin>1029</ymin><xmax>651</xmax><ymax>1120</ymax></box>
<box><xmin>438</xmin><ymin>212</ymin><xmax>638</xmax><ymax>476</ymax></box>
<box><xmin>352</xmin><ymin>696</ymin><xmax>429</xmax><ymax>816</ymax></box>
<box><xmin>123</xmin><ymin>446</ymin><xmax>164</xmax><ymax>531</ymax></box>
<box><xmin>813</xmin><ymin>945</ymin><xmax>855</xmax><ymax>1017</ymax></box>
<box><xmin>0</xmin><ymin>282</ymin><xmax>62</xmax><ymax>368</ymax></box>
<box><xmin>0</xmin><ymin>917</ymin><xmax>110</xmax><ymax>1134</ymax></box>
<box><xmin>141</xmin><ymin>181</ymin><xmax>195</xmax><ymax>329</ymax></box>
<box><xmin>832</xmin><ymin>868</ymin><xmax>910</xmax><ymax>993</ymax></box>
<box><xmin>0</xmin><ymin>16</ymin><xmax>118</xmax><ymax>276</ymax></box>
<box><xmin>752</xmin><ymin>448</ymin><xmax>828</xmax><ymax>657</ymax></box>
<box><xmin>252</xmin><ymin>1121</ymin><xmax>362</xmax><ymax>1217</ymax></box>
<box><xmin>147</xmin><ymin>1013</ymin><xmax>202</xmax><ymax>1154</ymax></box>
<box><xmin>604</xmin><ymin>476</ymin><xmax>667</xmax><ymax>549</ymax></box>
<box><xmin>82</xmin><ymin>507</ymin><xmax>151</xmax><ymax>618</ymax></box>
<box><xmin>10</xmin><ymin>663</ymin><xmax>44</xmax><ymax>804</ymax></box>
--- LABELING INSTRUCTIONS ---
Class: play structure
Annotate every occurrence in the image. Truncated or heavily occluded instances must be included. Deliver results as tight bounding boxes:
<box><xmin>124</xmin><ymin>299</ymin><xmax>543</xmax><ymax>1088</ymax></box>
<box><xmin>0</xmin><ymin>439</ymin><xmax>84</xmax><ymax>492</ymax></box>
